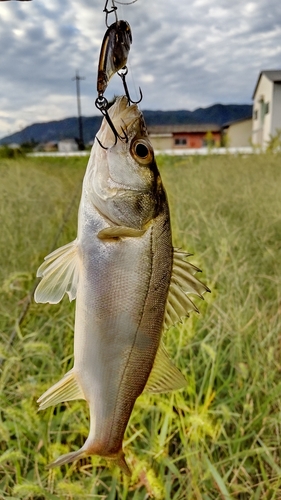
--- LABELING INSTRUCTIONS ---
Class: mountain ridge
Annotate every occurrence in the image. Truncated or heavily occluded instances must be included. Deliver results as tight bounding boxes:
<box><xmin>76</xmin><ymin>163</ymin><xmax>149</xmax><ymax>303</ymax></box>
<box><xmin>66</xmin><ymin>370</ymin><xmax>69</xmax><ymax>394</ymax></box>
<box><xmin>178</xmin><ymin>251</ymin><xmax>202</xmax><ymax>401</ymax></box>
<box><xmin>0</xmin><ymin>103</ymin><xmax>252</xmax><ymax>145</ymax></box>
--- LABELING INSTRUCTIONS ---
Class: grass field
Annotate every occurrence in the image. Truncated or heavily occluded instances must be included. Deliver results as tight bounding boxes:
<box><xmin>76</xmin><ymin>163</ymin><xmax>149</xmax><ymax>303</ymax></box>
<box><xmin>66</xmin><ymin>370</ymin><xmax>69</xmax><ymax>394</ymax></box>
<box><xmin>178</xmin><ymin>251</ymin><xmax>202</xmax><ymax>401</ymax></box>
<box><xmin>0</xmin><ymin>152</ymin><xmax>281</xmax><ymax>499</ymax></box>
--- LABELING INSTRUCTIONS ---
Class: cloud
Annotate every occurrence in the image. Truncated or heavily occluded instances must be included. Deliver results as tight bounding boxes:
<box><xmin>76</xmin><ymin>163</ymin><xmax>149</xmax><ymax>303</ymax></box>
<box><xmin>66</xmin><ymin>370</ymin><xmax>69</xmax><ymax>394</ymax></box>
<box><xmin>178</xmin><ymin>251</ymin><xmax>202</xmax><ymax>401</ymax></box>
<box><xmin>0</xmin><ymin>0</ymin><xmax>281</xmax><ymax>137</ymax></box>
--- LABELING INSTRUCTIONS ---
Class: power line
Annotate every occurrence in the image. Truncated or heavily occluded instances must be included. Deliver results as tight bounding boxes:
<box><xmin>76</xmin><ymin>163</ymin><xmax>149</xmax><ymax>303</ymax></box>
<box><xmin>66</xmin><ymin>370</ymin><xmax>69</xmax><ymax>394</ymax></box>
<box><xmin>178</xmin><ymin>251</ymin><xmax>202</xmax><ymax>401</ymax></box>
<box><xmin>72</xmin><ymin>70</ymin><xmax>85</xmax><ymax>150</ymax></box>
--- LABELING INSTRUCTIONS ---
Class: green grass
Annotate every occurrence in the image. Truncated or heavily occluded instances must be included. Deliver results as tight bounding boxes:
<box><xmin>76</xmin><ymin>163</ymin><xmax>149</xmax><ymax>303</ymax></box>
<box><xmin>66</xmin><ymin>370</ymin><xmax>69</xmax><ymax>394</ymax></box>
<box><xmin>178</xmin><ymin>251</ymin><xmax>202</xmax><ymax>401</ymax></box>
<box><xmin>0</xmin><ymin>153</ymin><xmax>281</xmax><ymax>499</ymax></box>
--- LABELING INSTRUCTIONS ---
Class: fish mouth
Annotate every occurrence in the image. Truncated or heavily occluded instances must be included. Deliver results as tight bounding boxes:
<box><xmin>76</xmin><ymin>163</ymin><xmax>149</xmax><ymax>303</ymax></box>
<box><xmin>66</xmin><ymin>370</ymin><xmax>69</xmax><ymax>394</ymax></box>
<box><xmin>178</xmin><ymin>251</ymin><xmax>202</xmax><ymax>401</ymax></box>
<box><xmin>98</xmin><ymin>95</ymin><xmax>143</xmax><ymax>147</ymax></box>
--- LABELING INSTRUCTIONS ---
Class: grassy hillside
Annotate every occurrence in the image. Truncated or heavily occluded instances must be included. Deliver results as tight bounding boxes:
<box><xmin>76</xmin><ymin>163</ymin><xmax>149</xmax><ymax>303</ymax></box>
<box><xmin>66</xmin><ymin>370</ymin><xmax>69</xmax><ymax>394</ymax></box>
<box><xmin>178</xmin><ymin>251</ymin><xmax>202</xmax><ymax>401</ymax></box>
<box><xmin>0</xmin><ymin>153</ymin><xmax>280</xmax><ymax>499</ymax></box>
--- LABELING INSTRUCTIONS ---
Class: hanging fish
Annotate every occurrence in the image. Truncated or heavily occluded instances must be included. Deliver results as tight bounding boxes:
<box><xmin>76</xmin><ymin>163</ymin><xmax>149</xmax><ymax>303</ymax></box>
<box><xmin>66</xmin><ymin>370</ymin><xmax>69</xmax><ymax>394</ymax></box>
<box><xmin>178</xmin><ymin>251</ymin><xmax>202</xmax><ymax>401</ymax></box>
<box><xmin>97</xmin><ymin>20</ymin><xmax>132</xmax><ymax>96</ymax></box>
<box><xmin>34</xmin><ymin>96</ymin><xmax>210</xmax><ymax>475</ymax></box>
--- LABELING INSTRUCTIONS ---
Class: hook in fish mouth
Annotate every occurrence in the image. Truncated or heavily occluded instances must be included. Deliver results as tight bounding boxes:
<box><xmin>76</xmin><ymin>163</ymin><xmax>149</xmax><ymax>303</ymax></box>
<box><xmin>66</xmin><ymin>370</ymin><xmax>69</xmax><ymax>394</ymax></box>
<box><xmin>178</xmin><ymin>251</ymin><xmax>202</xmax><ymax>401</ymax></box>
<box><xmin>95</xmin><ymin>96</ymin><xmax>129</xmax><ymax>150</ymax></box>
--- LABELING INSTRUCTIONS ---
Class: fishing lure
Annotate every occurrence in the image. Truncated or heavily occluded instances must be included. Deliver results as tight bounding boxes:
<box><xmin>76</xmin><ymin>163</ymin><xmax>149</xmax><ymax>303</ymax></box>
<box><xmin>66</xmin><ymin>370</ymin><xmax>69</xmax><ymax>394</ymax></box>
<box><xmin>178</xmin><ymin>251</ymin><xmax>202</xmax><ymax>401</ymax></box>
<box><xmin>97</xmin><ymin>20</ymin><xmax>132</xmax><ymax>97</ymax></box>
<box><xmin>95</xmin><ymin>0</ymin><xmax>141</xmax><ymax>148</ymax></box>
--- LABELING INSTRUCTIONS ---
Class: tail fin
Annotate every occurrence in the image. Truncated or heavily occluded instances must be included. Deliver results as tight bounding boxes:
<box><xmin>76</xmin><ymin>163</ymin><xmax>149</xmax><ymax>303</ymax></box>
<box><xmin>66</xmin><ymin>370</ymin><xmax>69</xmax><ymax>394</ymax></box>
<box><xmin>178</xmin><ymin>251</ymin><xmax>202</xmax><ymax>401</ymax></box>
<box><xmin>48</xmin><ymin>445</ymin><xmax>131</xmax><ymax>476</ymax></box>
<box><xmin>48</xmin><ymin>448</ymin><xmax>87</xmax><ymax>469</ymax></box>
<box><xmin>48</xmin><ymin>448</ymin><xmax>131</xmax><ymax>476</ymax></box>
<box><xmin>113</xmin><ymin>450</ymin><xmax>131</xmax><ymax>477</ymax></box>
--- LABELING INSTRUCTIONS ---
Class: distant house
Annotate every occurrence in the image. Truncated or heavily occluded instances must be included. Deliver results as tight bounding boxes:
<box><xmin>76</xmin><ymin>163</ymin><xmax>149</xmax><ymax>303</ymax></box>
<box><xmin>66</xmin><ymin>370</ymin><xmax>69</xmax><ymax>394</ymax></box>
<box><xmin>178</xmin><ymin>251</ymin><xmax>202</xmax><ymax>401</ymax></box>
<box><xmin>148</xmin><ymin>124</ymin><xmax>221</xmax><ymax>150</ymax></box>
<box><xmin>222</xmin><ymin>117</ymin><xmax>252</xmax><ymax>147</ymax></box>
<box><xmin>58</xmin><ymin>138</ymin><xmax>78</xmax><ymax>153</ymax></box>
<box><xmin>252</xmin><ymin>70</ymin><xmax>281</xmax><ymax>147</ymax></box>
<box><xmin>34</xmin><ymin>141</ymin><xmax>58</xmax><ymax>152</ymax></box>
<box><xmin>7</xmin><ymin>142</ymin><xmax>21</xmax><ymax>150</ymax></box>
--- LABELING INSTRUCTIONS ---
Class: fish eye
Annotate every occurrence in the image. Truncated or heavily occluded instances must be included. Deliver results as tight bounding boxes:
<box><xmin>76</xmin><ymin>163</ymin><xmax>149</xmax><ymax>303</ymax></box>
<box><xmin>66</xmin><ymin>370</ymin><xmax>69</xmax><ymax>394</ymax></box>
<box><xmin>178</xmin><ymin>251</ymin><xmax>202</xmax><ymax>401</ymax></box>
<box><xmin>135</xmin><ymin>143</ymin><xmax>149</xmax><ymax>158</ymax></box>
<box><xmin>131</xmin><ymin>139</ymin><xmax>154</xmax><ymax>164</ymax></box>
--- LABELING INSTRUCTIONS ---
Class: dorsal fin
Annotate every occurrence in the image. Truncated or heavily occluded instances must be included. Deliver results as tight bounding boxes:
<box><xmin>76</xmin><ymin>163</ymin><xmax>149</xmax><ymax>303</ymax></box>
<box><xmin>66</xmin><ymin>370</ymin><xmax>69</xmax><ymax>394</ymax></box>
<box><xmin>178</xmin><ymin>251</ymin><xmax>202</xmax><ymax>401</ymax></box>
<box><xmin>163</xmin><ymin>248</ymin><xmax>210</xmax><ymax>330</ymax></box>
<box><xmin>34</xmin><ymin>239</ymin><xmax>80</xmax><ymax>304</ymax></box>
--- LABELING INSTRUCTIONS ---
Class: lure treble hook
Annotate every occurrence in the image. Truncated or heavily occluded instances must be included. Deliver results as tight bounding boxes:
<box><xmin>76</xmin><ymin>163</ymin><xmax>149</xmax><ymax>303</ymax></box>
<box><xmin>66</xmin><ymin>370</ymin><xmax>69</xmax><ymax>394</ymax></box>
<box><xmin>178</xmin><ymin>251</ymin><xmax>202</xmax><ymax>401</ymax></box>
<box><xmin>118</xmin><ymin>66</ymin><xmax>142</xmax><ymax>105</ymax></box>
<box><xmin>95</xmin><ymin>95</ymin><xmax>128</xmax><ymax>150</ymax></box>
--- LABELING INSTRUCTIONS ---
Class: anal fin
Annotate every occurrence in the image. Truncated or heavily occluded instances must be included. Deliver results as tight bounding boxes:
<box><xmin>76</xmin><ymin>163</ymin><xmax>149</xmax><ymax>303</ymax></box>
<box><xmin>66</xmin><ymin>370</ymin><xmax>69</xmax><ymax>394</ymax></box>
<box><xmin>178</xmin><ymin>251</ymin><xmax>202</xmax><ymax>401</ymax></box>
<box><xmin>145</xmin><ymin>343</ymin><xmax>187</xmax><ymax>393</ymax></box>
<box><xmin>37</xmin><ymin>369</ymin><xmax>85</xmax><ymax>411</ymax></box>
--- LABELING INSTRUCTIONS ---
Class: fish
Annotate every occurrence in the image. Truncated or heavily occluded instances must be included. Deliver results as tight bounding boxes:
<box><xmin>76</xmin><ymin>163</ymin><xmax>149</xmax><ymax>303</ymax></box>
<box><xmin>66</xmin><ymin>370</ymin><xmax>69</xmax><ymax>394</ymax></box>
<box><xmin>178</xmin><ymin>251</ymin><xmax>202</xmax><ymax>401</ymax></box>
<box><xmin>34</xmin><ymin>96</ymin><xmax>210</xmax><ymax>475</ymax></box>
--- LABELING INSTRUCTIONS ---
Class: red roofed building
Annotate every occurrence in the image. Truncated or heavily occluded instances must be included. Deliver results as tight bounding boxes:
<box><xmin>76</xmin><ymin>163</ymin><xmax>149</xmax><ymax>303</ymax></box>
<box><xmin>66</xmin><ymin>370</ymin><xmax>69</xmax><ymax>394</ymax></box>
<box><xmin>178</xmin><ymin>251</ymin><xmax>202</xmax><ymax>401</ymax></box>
<box><xmin>148</xmin><ymin>124</ymin><xmax>221</xmax><ymax>150</ymax></box>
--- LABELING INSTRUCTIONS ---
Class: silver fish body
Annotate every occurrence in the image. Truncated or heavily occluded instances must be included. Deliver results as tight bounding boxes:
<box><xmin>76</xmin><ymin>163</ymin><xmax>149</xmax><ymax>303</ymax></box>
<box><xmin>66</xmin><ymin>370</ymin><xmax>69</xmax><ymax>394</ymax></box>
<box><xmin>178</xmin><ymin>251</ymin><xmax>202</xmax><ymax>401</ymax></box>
<box><xmin>35</xmin><ymin>96</ymin><xmax>209</xmax><ymax>474</ymax></box>
<box><xmin>74</xmin><ymin>152</ymin><xmax>171</xmax><ymax>466</ymax></box>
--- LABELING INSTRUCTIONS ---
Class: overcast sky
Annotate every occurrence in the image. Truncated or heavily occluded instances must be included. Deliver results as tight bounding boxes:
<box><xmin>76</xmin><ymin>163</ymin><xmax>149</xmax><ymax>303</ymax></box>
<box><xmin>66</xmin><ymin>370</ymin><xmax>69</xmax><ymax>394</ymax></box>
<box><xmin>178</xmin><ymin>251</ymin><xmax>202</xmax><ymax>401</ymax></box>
<box><xmin>0</xmin><ymin>0</ymin><xmax>281</xmax><ymax>139</ymax></box>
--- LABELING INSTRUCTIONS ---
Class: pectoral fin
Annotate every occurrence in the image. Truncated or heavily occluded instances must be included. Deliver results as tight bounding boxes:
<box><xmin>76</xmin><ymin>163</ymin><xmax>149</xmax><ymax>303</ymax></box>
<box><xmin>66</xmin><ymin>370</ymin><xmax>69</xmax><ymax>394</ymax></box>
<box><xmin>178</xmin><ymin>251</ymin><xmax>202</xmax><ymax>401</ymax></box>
<box><xmin>145</xmin><ymin>343</ymin><xmax>187</xmax><ymax>393</ymax></box>
<box><xmin>37</xmin><ymin>369</ymin><xmax>85</xmax><ymax>410</ymax></box>
<box><xmin>163</xmin><ymin>249</ymin><xmax>210</xmax><ymax>330</ymax></box>
<box><xmin>34</xmin><ymin>239</ymin><xmax>80</xmax><ymax>304</ymax></box>
<box><xmin>97</xmin><ymin>226</ymin><xmax>145</xmax><ymax>239</ymax></box>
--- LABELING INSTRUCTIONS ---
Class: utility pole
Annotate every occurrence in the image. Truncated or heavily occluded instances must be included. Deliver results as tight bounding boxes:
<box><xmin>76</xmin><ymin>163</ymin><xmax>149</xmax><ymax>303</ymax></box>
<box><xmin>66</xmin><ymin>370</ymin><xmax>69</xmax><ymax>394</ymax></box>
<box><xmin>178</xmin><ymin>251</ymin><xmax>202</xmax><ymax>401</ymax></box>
<box><xmin>72</xmin><ymin>70</ymin><xmax>85</xmax><ymax>150</ymax></box>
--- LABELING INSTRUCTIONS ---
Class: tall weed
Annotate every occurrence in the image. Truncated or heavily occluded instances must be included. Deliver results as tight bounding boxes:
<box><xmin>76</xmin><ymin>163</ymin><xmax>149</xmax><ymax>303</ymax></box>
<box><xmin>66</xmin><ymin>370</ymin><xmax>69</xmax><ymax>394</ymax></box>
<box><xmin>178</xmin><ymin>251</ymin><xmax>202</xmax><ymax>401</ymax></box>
<box><xmin>0</xmin><ymin>153</ymin><xmax>281</xmax><ymax>498</ymax></box>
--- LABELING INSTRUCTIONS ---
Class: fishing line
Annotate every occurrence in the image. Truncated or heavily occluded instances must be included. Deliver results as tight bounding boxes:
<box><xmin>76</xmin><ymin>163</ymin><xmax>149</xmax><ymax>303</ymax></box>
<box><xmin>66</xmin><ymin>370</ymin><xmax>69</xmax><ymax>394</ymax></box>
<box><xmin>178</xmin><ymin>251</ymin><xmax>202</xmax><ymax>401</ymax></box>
<box><xmin>0</xmin><ymin>176</ymin><xmax>83</xmax><ymax>369</ymax></box>
<box><xmin>115</xmin><ymin>0</ymin><xmax>139</xmax><ymax>4</ymax></box>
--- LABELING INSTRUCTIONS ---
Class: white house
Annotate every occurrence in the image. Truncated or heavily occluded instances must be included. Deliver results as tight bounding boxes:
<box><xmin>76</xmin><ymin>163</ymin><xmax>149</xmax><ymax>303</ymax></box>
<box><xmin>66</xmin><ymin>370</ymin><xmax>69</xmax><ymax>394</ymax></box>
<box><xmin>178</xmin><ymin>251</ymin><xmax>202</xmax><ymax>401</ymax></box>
<box><xmin>252</xmin><ymin>70</ymin><xmax>281</xmax><ymax>148</ymax></box>
<box><xmin>222</xmin><ymin>117</ymin><xmax>252</xmax><ymax>147</ymax></box>
<box><xmin>58</xmin><ymin>138</ymin><xmax>78</xmax><ymax>153</ymax></box>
